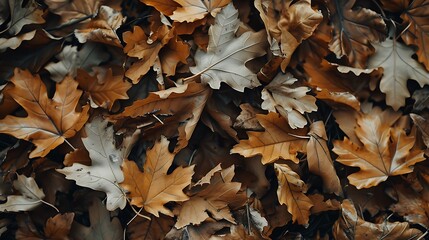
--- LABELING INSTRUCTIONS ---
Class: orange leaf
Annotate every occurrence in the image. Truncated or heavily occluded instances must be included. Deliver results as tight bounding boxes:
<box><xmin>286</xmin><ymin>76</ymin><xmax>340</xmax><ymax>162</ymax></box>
<box><xmin>0</xmin><ymin>69</ymin><xmax>89</xmax><ymax>158</ymax></box>
<box><xmin>120</xmin><ymin>136</ymin><xmax>194</xmax><ymax>217</ymax></box>
<box><xmin>170</xmin><ymin>0</ymin><xmax>231</xmax><ymax>22</ymax></box>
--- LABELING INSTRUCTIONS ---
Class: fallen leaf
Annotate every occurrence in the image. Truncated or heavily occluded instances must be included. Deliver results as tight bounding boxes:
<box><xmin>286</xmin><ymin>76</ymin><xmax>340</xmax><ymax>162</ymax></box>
<box><xmin>0</xmin><ymin>69</ymin><xmax>89</xmax><ymax>158</ymax></box>
<box><xmin>141</xmin><ymin>0</ymin><xmax>180</xmax><ymax>16</ymax></box>
<box><xmin>261</xmin><ymin>72</ymin><xmax>317</xmax><ymax>129</ymax></box>
<box><xmin>333</xmin><ymin>107</ymin><xmax>426</xmax><ymax>189</ymax></box>
<box><xmin>410</xmin><ymin>113</ymin><xmax>429</xmax><ymax>148</ymax></box>
<box><xmin>44</xmin><ymin>213</ymin><xmax>75</xmax><ymax>239</ymax></box>
<box><xmin>0</xmin><ymin>30</ymin><xmax>36</xmax><ymax>52</ymax></box>
<box><xmin>127</xmin><ymin>214</ymin><xmax>174</xmax><ymax>240</ymax></box>
<box><xmin>307</xmin><ymin>121</ymin><xmax>342</xmax><ymax>195</ymax></box>
<box><xmin>159</xmin><ymin>34</ymin><xmax>190</xmax><ymax>76</ymax></box>
<box><xmin>45</xmin><ymin>0</ymin><xmax>100</xmax><ymax>23</ymax></box>
<box><xmin>274</xmin><ymin>163</ymin><xmax>313</xmax><ymax>226</ymax></box>
<box><xmin>57</xmin><ymin>117</ymin><xmax>136</xmax><ymax>211</ymax></box>
<box><xmin>368</xmin><ymin>38</ymin><xmax>429</xmax><ymax>110</ymax></box>
<box><xmin>0</xmin><ymin>175</ymin><xmax>45</xmax><ymax>212</ymax></box>
<box><xmin>170</xmin><ymin>0</ymin><xmax>231</xmax><ymax>22</ymax></box>
<box><xmin>233</xmin><ymin>103</ymin><xmax>264</xmax><ymax>131</ymax></box>
<box><xmin>121</xmin><ymin>136</ymin><xmax>194</xmax><ymax>217</ymax></box>
<box><xmin>333</xmin><ymin>199</ymin><xmax>422</xmax><ymax>239</ymax></box>
<box><xmin>190</xmin><ymin>3</ymin><xmax>267</xmax><ymax>91</ymax></box>
<box><xmin>412</xmin><ymin>86</ymin><xmax>429</xmax><ymax>112</ymax></box>
<box><xmin>231</xmin><ymin>112</ymin><xmax>308</xmax><ymax>164</ymax></box>
<box><xmin>2</xmin><ymin>0</ymin><xmax>45</xmax><ymax>35</ymax></box>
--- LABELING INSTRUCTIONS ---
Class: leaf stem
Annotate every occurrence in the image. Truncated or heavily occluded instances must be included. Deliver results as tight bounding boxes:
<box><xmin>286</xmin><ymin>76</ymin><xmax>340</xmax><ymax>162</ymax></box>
<box><xmin>45</xmin><ymin>14</ymin><xmax>97</xmax><ymax>32</ymax></box>
<box><xmin>64</xmin><ymin>139</ymin><xmax>77</xmax><ymax>151</ymax></box>
<box><xmin>41</xmin><ymin>200</ymin><xmax>59</xmax><ymax>213</ymax></box>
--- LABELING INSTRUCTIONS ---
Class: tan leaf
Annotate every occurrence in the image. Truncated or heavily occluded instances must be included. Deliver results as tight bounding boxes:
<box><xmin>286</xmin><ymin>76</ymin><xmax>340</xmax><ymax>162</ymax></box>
<box><xmin>127</xmin><ymin>214</ymin><xmax>174</xmax><ymax>240</ymax></box>
<box><xmin>411</xmin><ymin>113</ymin><xmax>429</xmax><ymax>148</ymax></box>
<box><xmin>261</xmin><ymin>72</ymin><xmax>317</xmax><ymax>129</ymax></box>
<box><xmin>75</xmin><ymin>5</ymin><xmax>125</xmax><ymax>47</ymax></box>
<box><xmin>121</xmin><ymin>136</ymin><xmax>194</xmax><ymax>217</ymax></box>
<box><xmin>333</xmin><ymin>200</ymin><xmax>422</xmax><ymax>240</ymax></box>
<box><xmin>327</xmin><ymin>0</ymin><xmax>386</xmax><ymax>67</ymax></box>
<box><xmin>141</xmin><ymin>0</ymin><xmax>180</xmax><ymax>16</ymax></box>
<box><xmin>190</xmin><ymin>3</ymin><xmax>267</xmax><ymax>91</ymax></box>
<box><xmin>76</xmin><ymin>68</ymin><xmax>132</xmax><ymax>110</ymax></box>
<box><xmin>44</xmin><ymin>213</ymin><xmax>74</xmax><ymax>240</ymax></box>
<box><xmin>0</xmin><ymin>175</ymin><xmax>45</xmax><ymax>212</ymax></box>
<box><xmin>233</xmin><ymin>103</ymin><xmax>264</xmax><ymax>131</ymax></box>
<box><xmin>333</xmin><ymin>107</ymin><xmax>426</xmax><ymax>189</ymax></box>
<box><xmin>159</xmin><ymin>34</ymin><xmax>190</xmax><ymax>76</ymax></box>
<box><xmin>175</xmin><ymin>165</ymin><xmax>242</xmax><ymax>228</ymax></box>
<box><xmin>45</xmin><ymin>0</ymin><xmax>100</xmax><ymax>23</ymax></box>
<box><xmin>231</xmin><ymin>112</ymin><xmax>308</xmax><ymax>164</ymax></box>
<box><xmin>0</xmin><ymin>69</ymin><xmax>89</xmax><ymax>158</ymax></box>
<box><xmin>274</xmin><ymin>163</ymin><xmax>313</xmax><ymax>226</ymax></box>
<box><xmin>2</xmin><ymin>0</ymin><xmax>45</xmax><ymax>35</ymax></box>
<box><xmin>307</xmin><ymin>121</ymin><xmax>342</xmax><ymax>195</ymax></box>
<box><xmin>0</xmin><ymin>30</ymin><xmax>36</xmax><ymax>52</ymax></box>
<box><xmin>368</xmin><ymin>38</ymin><xmax>429</xmax><ymax>110</ymax></box>
<box><xmin>170</xmin><ymin>0</ymin><xmax>231</xmax><ymax>22</ymax></box>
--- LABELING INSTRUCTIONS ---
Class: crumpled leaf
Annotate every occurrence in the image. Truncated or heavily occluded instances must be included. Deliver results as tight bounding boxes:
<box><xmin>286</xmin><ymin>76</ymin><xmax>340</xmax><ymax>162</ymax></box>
<box><xmin>261</xmin><ymin>72</ymin><xmax>317</xmax><ymax>129</ymax></box>
<box><xmin>274</xmin><ymin>163</ymin><xmax>313</xmax><ymax>226</ymax></box>
<box><xmin>368</xmin><ymin>38</ymin><xmax>429</xmax><ymax>110</ymax></box>
<box><xmin>1</xmin><ymin>0</ymin><xmax>45</xmax><ymax>35</ymax></box>
<box><xmin>76</xmin><ymin>68</ymin><xmax>132</xmax><ymax>110</ymax></box>
<box><xmin>307</xmin><ymin>121</ymin><xmax>342</xmax><ymax>195</ymax></box>
<box><xmin>45</xmin><ymin>0</ymin><xmax>100</xmax><ymax>23</ymax></box>
<box><xmin>0</xmin><ymin>175</ymin><xmax>45</xmax><ymax>212</ymax></box>
<box><xmin>327</xmin><ymin>0</ymin><xmax>386</xmax><ymax>67</ymax></box>
<box><xmin>120</xmin><ymin>136</ymin><xmax>194</xmax><ymax>217</ymax></box>
<box><xmin>175</xmin><ymin>165</ymin><xmax>242</xmax><ymax>228</ymax></box>
<box><xmin>0</xmin><ymin>69</ymin><xmax>89</xmax><ymax>158</ymax></box>
<box><xmin>333</xmin><ymin>200</ymin><xmax>422</xmax><ymax>240</ymax></box>
<box><xmin>57</xmin><ymin>117</ymin><xmax>136</xmax><ymax>211</ymax></box>
<box><xmin>190</xmin><ymin>3</ymin><xmax>267</xmax><ymax>92</ymax></box>
<box><xmin>75</xmin><ymin>5</ymin><xmax>125</xmax><ymax>47</ymax></box>
<box><xmin>333</xmin><ymin>107</ymin><xmax>426</xmax><ymax>189</ymax></box>
<box><xmin>70</xmin><ymin>198</ymin><xmax>122</xmax><ymax>240</ymax></box>
<box><xmin>231</xmin><ymin>112</ymin><xmax>308</xmax><ymax>164</ymax></box>
<box><xmin>170</xmin><ymin>0</ymin><xmax>231</xmax><ymax>22</ymax></box>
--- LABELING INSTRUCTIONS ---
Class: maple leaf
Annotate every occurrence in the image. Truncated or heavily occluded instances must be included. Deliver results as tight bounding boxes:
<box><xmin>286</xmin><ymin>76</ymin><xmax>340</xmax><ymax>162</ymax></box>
<box><xmin>57</xmin><ymin>117</ymin><xmax>137</xmax><ymax>211</ymax></box>
<box><xmin>76</xmin><ymin>68</ymin><xmax>132</xmax><ymax>110</ymax></box>
<box><xmin>120</xmin><ymin>136</ymin><xmax>194</xmax><ymax>217</ymax></box>
<box><xmin>123</xmin><ymin>25</ymin><xmax>174</xmax><ymax>83</ymax></box>
<box><xmin>70</xmin><ymin>197</ymin><xmax>123</xmax><ymax>240</ymax></box>
<box><xmin>274</xmin><ymin>163</ymin><xmax>313</xmax><ymax>226</ymax></box>
<box><xmin>190</xmin><ymin>3</ymin><xmax>267</xmax><ymax>92</ymax></box>
<box><xmin>1</xmin><ymin>0</ymin><xmax>45</xmax><ymax>35</ymax></box>
<box><xmin>0</xmin><ymin>175</ymin><xmax>45</xmax><ymax>212</ymax></box>
<box><xmin>327</xmin><ymin>0</ymin><xmax>386</xmax><ymax>67</ymax></box>
<box><xmin>261</xmin><ymin>72</ymin><xmax>317</xmax><ymax>129</ymax></box>
<box><xmin>333</xmin><ymin>107</ymin><xmax>426</xmax><ymax>189</ymax></box>
<box><xmin>170</xmin><ymin>0</ymin><xmax>231</xmax><ymax>22</ymax></box>
<box><xmin>44</xmin><ymin>0</ymin><xmax>100</xmax><ymax>23</ymax></box>
<box><xmin>307</xmin><ymin>121</ymin><xmax>342</xmax><ymax>195</ymax></box>
<box><xmin>368</xmin><ymin>38</ymin><xmax>429</xmax><ymax>110</ymax></box>
<box><xmin>0</xmin><ymin>69</ymin><xmax>89</xmax><ymax>158</ymax></box>
<box><xmin>401</xmin><ymin>0</ymin><xmax>429</xmax><ymax>71</ymax></box>
<box><xmin>0</xmin><ymin>30</ymin><xmax>36</xmax><ymax>52</ymax></box>
<box><xmin>231</xmin><ymin>112</ymin><xmax>308</xmax><ymax>164</ymax></box>
<box><xmin>175</xmin><ymin>165</ymin><xmax>242</xmax><ymax>228</ymax></box>
<box><xmin>333</xmin><ymin>200</ymin><xmax>422</xmax><ymax>239</ymax></box>
<box><xmin>75</xmin><ymin>5</ymin><xmax>125</xmax><ymax>47</ymax></box>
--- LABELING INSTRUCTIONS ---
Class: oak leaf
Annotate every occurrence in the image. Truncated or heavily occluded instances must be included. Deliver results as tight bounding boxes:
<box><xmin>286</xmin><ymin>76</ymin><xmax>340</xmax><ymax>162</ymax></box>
<box><xmin>57</xmin><ymin>117</ymin><xmax>136</xmax><ymax>211</ymax></box>
<box><xmin>175</xmin><ymin>165</ymin><xmax>242</xmax><ymax>228</ymax></box>
<box><xmin>261</xmin><ymin>72</ymin><xmax>317</xmax><ymax>129</ymax></box>
<box><xmin>170</xmin><ymin>0</ymin><xmax>231</xmax><ymax>22</ymax></box>
<box><xmin>1</xmin><ymin>0</ymin><xmax>45</xmax><ymax>35</ymax></box>
<box><xmin>120</xmin><ymin>136</ymin><xmax>194</xmax><ymax>217</ymax></box>
<box><xmin>0</xmin><ymin>69</ymin><xmax>89</xmax><ymax>158</ymax></box>
<box><xmin>231</xmin><ymin>112</ymin><xmax>308</xmax><ymax>164</ymax></box>
<box><xmin>333</xmin><ymin>200</ymin><xmax>422</xmax><ymax>240</ymax></box>
<box><xmin>368</xmin><ymin>38</ymin><xmax>429</xmax><ymax>110</ymax></box>
<box><xmin>0</xmin><ymin>175</ymin><xmax>45</xmax><ymax>212</ymax></box>
<box><xmin>190</xmin><ymin>3</ymin><xmax>267</xmax><ymax>92</ymax></box>
<box><xmin>333</xmin><ymin>107</ymin><xmax>426</xmax><ymax>189</ymax></box>
<box><xmin>327</xmin><ymin>0</ymin><xmax>386</xmax><ymax>67</ymax></box>
<box><xmin>307</xmin><ymin>121</ymin><xmax>342</xmax><ymax>195</ymax></box>
<box><xmin>274</xmin><ymin>163</ymin><xmax>313</xmax><ymax>226</ymax></box>
<box><xmin>76</xmin><ymin>68</ymin><xmax>132</xmax><ymax>110</ymax></box>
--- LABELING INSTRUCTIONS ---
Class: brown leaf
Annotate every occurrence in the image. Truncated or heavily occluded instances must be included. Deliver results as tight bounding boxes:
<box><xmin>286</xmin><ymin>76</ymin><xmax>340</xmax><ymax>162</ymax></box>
<box><xmin>0</xmin><ymin>69</ymin><xmax>89</xmax><ymax>158</ymax></box>
<box><xmin>274</xmin><ymin>163</ymin><xmax>313</xmax><ymax>226</ymax></box>
<box><xmin>2</xmin><ymin>0</ymin><xmax>45</xmax><ymax>35</ymax></box>
<box><xmin>308</xmin><ymin>194</ymin><xmax>340</xmax><ymax>215</ymax></box>
<box><xmin>333</xmin><ymin>200</ymin><xmax>422</xmax><ymax>240</ymax></box>
<box><xmin>44</xmin><ymin>213</ymin><xmax>74</xmax><ymax>240</ymax></box>
<box><xmin>159</xmin><ymin>34</ymin><xmax>190</xmax><ymax>76</ymax></box>
<box><xmin>327</xmin><ymin>0</ymin><xmax>386</xmax><ymax>67</ymax></box>
<box><xmin>128</xmin><ymin>215</ymin><xmax>174</xmax><ymax>240</ymax></box>
<box><xmin>76</xmin><ymin>68</ymin><xmax>132</xmax><ymax>110</ymax></box>
<box><xmin>411</xmin><ymin>113</ymin><xmax>429</xmax><ymax>148</ymax></box>
<box><xmin>170</xmin><ymin>0</ymin><xmax>231</xmax><ymax>22</ymax></box>
<box><xmin>45</xmin><ymin>0</ymin><xmax>100</xmax><ymax>23</ymax></box>
<box><xmin>233</xmin><ymin>103</ymin><xmax>264</xmax><ymax>131</ymax></box>
<box><xmin>333</xmin><ymin>107</ymin><xmax>426</xmax><ymax>189</ymax></box>
<box><xmin>121</xmin><ymin>136</ymin><xmax>194</xmax><ymax>217</ymax></box>
<box><xmin>307</xmin><ymin>121</ymin><xmax>342</xmax><ymax>195</ymax></box>
<box><xmin>412</xmin><ymin>86</ymin><xmax>429</xmax><ymax>112</ymax></box>
<box><xmin>231</xmin><ymin>112</ymin><xmax>308</xmax><ymax>164</ymax></box>
<box><xmin>141</xmin><ymin>0</ymin><xmax>180</xmax><ymax>16</ymax></box>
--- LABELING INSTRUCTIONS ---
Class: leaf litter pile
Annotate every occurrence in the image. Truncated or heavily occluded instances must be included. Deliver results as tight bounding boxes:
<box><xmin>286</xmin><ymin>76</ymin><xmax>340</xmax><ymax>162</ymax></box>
<box><xmin>1</xmin><ymin>0</ymin><xmax>429</xmax><ymax>239</ymax></box>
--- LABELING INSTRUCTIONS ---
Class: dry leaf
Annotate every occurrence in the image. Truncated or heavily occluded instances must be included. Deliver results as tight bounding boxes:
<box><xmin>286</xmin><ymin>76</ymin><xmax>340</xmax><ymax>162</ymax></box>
<box><xmin>127</xmin><ymin>214</ymin><xmax>174</xmax><ymax>240</ymax></box>
<box><xmin>0</xmin><ymin>69</ymin><xmax>89</xmax><ymax>158</ymax></box>
<box><xmin>44</xmin><ymin>213</ymin><xmax>74</xmax><ymax>240</ymax></box>
<box><xmin>2</xmin><ymin>0</ymin><xmax>45</xmax><ymax>35</ymax></box>
<box><xmin>45</xmin><ymin>0</ymin><xmax>100</xmax><ymax>23</ymax></box>
<box><xmin>0</xmin><ymin>30</ymin><xmax>36</xmax><ymax>52</ymax></box>
<box><xmin>190</xmin><ymin>3</ymin><xmax>267</xmax><ymax>91</ymax></box>
<box><xmin>170</xmin><ymin>0</ymin><xmax>231</xmax><ymax>22</ymax></box>
<box><xmin>141</xmin><ymin>0</ymin><xmax>180</xmax><ymax>16</ymax></box>
<box><xmin>231</xmin><ymin>112</ymin><xmax>308</xmax><ymax>164</ymax></box>
<box><xmin>0</xmin><ymin>175</ymin><xmax>45</xmax><ymax>212</ymax></box>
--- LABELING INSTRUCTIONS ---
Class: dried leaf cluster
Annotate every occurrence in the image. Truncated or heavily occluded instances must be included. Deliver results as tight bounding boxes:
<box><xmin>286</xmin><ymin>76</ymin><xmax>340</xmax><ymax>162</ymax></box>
<box><xmin>0</xmin><ymin>0</ymin><xmax>429</xmax><ymax>239</ymax></box>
